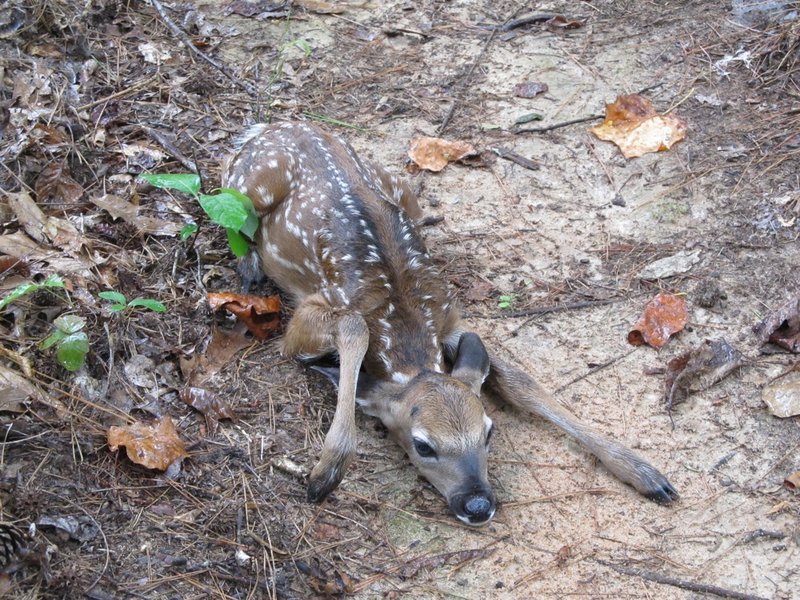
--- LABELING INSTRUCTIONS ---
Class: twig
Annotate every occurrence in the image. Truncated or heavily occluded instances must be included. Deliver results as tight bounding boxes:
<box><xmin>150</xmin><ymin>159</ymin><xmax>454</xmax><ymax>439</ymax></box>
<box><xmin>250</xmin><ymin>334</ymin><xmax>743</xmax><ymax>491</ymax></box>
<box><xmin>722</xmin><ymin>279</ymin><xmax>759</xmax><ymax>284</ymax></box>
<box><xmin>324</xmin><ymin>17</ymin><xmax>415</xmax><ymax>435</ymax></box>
<box><xmin>495</xmin><ymin>299</ymin><xmax>615</xmax><ymax>319</ymax></box>
<box><xmin>490</xmin><ymin>147</ymin><xmax>540</xmax><ymax>171</ymax></box>
<box><xmin>142</xmin><ymin>127</ymin><xmax>198</xmax><ymax>173</ymax></box>
<box><xmin>77</xmin><ymin>74</ymin><xmax>160</xmax><ymax>111</ymax></box>
<box><xmin>596</xmin><ymin>560</ymin><xmax>770</xmax><ymax>600</ymax></box>
<box><xmin>555</xmin><ymin>349</ymin><xmax>635</xmax><ymax>393</ymax></box>
<box><xmin>148</xmin><ymin>0</ymin><xmax>258</xmax><ymax>97</ymax></box>
<box><xmin>499</xmin><ymin>13</ymin><xmax>558</xmax><ymax>32</ymax></box>
<box><xmin>514</xmin><ymin>114</ymin><xmax>603</xmax><ymax>134</ymax></box>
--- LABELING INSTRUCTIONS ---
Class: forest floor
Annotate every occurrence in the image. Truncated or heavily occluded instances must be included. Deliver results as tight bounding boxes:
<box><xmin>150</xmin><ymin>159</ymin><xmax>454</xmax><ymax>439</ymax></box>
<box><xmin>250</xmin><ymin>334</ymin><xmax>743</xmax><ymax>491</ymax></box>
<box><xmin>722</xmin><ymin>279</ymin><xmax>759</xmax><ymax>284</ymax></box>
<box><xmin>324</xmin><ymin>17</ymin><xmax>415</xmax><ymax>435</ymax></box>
<box><xmin>1</xmin><ymin>0</ymin><xmax>799</xmax><ymax>598</ymax></box>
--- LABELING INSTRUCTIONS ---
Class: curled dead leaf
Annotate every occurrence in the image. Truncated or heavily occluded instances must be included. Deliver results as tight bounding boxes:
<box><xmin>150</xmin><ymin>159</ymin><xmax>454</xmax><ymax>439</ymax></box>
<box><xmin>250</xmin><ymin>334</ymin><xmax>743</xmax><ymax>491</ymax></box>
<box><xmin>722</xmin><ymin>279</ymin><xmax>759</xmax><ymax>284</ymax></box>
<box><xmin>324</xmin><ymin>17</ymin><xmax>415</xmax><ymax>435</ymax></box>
<box><xmin>590</xmin><ymin>94</ymin><xmax>687</xmax><ymax>158</ymax></box>
<box><xmin>107</xmin><ymin>416</ymin><xmax>188</xmax><ymax>471</ymax></box>
<box><xmin>754</xmin><ymin>295</ymin><xmax>800</xmax><ymax>353</ymax></box>
<box><xmin>784</xmin><ymin>471</ymin><xmax>800</xmax><ymax>490</ymax></box>
<box><xmin>761</xmin><ymin>373</ymin><xmax>800</xmax><ymax>418</ymax></box>
<box><xmin>34</xmin><ymin>163</ymin><xmax>84</xmax><ymax>208</ymax></box>
<box><xmin>180</xmin><ymin>386</ymin><xmax>237</xmax><ymax>433</ymax></box>
<box><xmin>407</xmin><ymin>137</ymin><xmax>477</xmax><ymax>172</ymax></box>
<box><xmin>208</xmin><ymin>292</ymin><xmax>281</xmax><ymax>340</ymax></box>
<box><xmin>664</xmin><ymin>339</ymin><xmax>745</xmax><ymax>408</ymax></box>
<box><xmin>628</xmin><ymin>292</ymin><xmax>688</xmax><ymax>349</ymax></box>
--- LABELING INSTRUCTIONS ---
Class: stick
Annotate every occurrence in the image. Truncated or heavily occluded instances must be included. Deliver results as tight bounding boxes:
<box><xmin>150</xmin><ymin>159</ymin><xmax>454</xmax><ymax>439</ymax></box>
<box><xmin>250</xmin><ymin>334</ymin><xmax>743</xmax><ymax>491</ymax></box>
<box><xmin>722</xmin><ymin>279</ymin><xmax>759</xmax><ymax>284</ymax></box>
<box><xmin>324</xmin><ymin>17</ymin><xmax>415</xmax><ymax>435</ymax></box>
<box><xmin>500</xmin><ymin>13</ymin><xmax>558</xmax><ymax>31</ymax></box>
<box><xmin>555</xmin><ymin>349</ymin><xmax>635</xmax><ymax>392</ymax></box>
<box><xmin>597</xmin><ymin>560</ymin><xmax>770</xmax><ymax>600</ymax></box>
<box><xmin>143</xmin><ymin>127</ymin><xmax>198</xmax><ymax>173</ymax></box>
<box><xmin>490</xmin><ymin>147</ymin><xmax>540</xmax><ymax>171</ymax></box>
<box><xmin>148</xmin><ymin>0</ymin><xmax>258</xmax><ymax>97</ymax></box>
<box><xmin>514</xmin><ymin>114</ymin><xmax>603</xmax><ymax>134</ymax></box>
<box><xmin>495</xmin><ymin>299</ymin><xmax>615</xmax><ymax>319</ymax></box>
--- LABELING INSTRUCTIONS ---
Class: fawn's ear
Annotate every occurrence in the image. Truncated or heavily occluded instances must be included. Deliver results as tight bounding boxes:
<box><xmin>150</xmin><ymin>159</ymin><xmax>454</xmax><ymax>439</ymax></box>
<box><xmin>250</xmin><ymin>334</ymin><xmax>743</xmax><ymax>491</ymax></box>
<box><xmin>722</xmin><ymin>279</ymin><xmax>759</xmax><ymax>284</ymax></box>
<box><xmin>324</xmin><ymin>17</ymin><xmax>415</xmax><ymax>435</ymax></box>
<box><xmin>311</xmin><ymin>366</ymin><xmax>383</xmax><ymax>399</ymax></box>
<box><xmin>450</xmin><ymin>332</ymin><xmax>490</xmax><ymax>395</ymax></box>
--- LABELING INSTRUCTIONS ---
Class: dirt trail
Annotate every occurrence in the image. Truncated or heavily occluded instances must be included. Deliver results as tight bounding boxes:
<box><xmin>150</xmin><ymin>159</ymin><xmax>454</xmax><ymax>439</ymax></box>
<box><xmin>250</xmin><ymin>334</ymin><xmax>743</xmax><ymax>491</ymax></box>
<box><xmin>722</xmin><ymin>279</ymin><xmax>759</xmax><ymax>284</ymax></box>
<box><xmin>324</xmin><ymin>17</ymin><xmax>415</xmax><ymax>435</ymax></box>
<box><xmin>1</xmin><ymin>0</ymin><xmax>797</xmax><ymax>598</ymax></box>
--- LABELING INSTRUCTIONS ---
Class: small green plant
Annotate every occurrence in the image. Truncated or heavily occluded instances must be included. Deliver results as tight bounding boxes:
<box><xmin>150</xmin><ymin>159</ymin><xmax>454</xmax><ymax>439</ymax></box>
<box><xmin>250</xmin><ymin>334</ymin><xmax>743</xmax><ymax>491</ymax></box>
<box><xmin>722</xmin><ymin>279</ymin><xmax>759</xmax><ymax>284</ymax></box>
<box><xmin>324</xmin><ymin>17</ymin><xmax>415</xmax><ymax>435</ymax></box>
<box><xmin>40</xmin><ymin>314</ymin><xmax>89</xmax><ymax>372</ymax></box>
<box><xmin>497</xmin><ymin>294</ymin><xmax>516</xmax><ymax>310</ymax></box>
<box><xmin>98</xmin><ymin>291</ymin><xmax>166</xmax><ymax>313</ymax></box>
<box><xmin>139</xmin><ymin>173</ymin><xmax>257</xmax><ymax>257</ymax></box>
<box><xmin>0</xmin><ymin>275</ymin><xmax>65</xmax><ymax>311</ymax></box>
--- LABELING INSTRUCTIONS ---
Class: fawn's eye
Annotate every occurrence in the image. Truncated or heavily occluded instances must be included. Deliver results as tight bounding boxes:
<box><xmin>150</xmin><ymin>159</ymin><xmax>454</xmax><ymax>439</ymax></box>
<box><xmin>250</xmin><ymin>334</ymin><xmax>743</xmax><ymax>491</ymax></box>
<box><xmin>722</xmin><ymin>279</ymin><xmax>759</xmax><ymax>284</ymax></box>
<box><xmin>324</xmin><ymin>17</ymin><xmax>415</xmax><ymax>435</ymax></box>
<box><xmin>413</xmin><ymin>438</ymin><xmax>437</xmax><ymax>459</ymax></box>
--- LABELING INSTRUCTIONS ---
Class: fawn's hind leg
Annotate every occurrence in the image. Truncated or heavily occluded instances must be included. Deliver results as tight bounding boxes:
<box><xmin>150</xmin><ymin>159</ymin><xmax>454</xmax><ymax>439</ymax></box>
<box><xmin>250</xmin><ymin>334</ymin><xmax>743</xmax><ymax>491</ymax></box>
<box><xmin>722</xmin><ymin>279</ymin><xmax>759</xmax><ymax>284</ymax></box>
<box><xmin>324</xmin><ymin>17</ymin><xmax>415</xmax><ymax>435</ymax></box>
<box><xmin>282</xmin><ymin>294</ymin><xmax>369</xmax><ymax>502</ymax></box>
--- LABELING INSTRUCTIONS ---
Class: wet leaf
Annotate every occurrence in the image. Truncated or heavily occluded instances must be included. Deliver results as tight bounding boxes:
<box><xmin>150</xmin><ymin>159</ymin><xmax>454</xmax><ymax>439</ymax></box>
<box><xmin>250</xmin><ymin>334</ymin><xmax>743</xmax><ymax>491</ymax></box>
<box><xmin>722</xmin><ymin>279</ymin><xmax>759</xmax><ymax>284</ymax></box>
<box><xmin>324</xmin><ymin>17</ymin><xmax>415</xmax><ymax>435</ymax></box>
<box><xmin>664</xmin><ymin>339</ymin><xmax>745</xmax><ymax>407</ymax></box>
<box><xmin>754</xmin><ymin>295</ymin><xmax>800</xmax><ymax>353</ymax></box>
<box><xmin>53</xmin><ymin>314</ymin><xmax>86</xmax><ymax>335</ymax></box>
<box><xmin>180</xmin><ymin>325</ymin><xmax>254</xmax><ymax>387</ymax></box>
<box><xmin>180</xmin><ymin>386</ymin><xmax>237</xmax><ymax>433</ymax></box>
<box><xmin>628</xmin><ymin>292</ymin><xmax>688</xmax><ymax>349</ymax></box>
<box><xmin>761</xmin><ymin>373</ymin><xmax>800</xmax><ymax>418</ymax></box>
<box><xmin>37</xmin><ymin>515</ymin><xmax>98</xmax><ymax>543</ymax></box>
<box><xmin>590</xmin><ymin>94</ymin><xmax>687</xmax><ymax>158</ymax></box>
<box><xmin>208</xmin><ymin>292</ymin><xmax>282</xmax><ymax>340</ymax></box>
<box><xmin>407</xmin><ymin>137</ymin><xmax>477</xmax><ymax>172</ymax></box>
<box><xmin>107</xmin><ymin>416</ymin><xmax>188</xmax><ymax>471</ymax></box>
<box><xmin>55</xmin><ymin>332</ymin><xmax>89</xmax><ymax>372</ymax></box>
<box><xmin>514</xmin><ymin>82</ymin><xmax>548</xmax><ymax>98</ymax></box>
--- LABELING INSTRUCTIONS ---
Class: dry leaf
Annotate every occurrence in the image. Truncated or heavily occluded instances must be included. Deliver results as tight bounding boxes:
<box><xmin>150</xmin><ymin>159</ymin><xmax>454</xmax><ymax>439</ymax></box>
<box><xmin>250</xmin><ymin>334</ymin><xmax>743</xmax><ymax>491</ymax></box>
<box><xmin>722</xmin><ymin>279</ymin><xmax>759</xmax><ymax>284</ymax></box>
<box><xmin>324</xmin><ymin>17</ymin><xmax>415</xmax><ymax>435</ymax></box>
<box><xmin>297</xmin><ymin>559</ymin><xmax>356</xmax><ymax>595</ymax></box>
<box><xmin>590</xmin><ymin>94</ymin><xmax>687</xmax><ymax>158</ymax></box>
<box><xmin>107</xmin><ymin>416</ymin><xmax>188</xmax><ymax>471</ymax></box>
<box><xmin>180</xmin><ymin>386</ymin><xmax>237</xmax><ymax>433</ymax></box>
<box><xmin>761</xmin><ymin>373</ymin><xmax>800</xmax><ymax>418</ymax></box>
<box><xmin>753</xmin><ymin>295</ymin><xmax>800</xmax><ymax>353</ymax></box>
<box><xmin>91</xmin><ymin>194</ymin><xmax>183</xmax><ymax>237</ymax></box>
<box><xmin>664</xmin><ymin>338</ymin><xmax>745</xmax><ymax>408</ymax></box>
<box><xmin>208</xmin><ymin>292</ymin><xmax>281</xmax><ymax>340</ymax></box>
<box><xmin>180</xmin><ymin>324</ymin><xmax>254</xmax><ymax>386</ymax></box>
<box><xmin>546</xmin><ymin>15</ymin><xmax>583</xmax><ymax>29</ymax></box>
<box><xmin>784</xmin><ymin>472</ymin><xmax>800</xmax><ymax>490</ymax></box>
<box><xmin>514</xmin><ymin>82</ymin><xmax>548</xmax><ymax>98</ymax></box>
<box><xmin>628</xmin><ymin>292</ymin><xmax>688</xmax><ymax>349</ymax></box>
<box><xmin>407</xmin><ymin>137</ymin><xmax>477</xmax><ymax>172</ymax></box>
<box><xmin>34</xmin><ymin>163</ymin><xmax>84</xmax><ymax>207</ymax></box>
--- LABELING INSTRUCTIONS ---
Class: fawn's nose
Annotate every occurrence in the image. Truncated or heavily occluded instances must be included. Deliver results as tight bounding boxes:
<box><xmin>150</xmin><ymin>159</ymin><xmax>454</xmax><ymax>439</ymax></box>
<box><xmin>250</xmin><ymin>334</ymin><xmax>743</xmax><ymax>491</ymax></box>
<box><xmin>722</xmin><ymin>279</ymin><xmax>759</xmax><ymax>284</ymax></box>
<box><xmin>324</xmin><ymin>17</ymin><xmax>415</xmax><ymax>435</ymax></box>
<box><xmin>451</xmin><ymin>490</ymin><xmax>496</xmax><ymax>526</ymax></box>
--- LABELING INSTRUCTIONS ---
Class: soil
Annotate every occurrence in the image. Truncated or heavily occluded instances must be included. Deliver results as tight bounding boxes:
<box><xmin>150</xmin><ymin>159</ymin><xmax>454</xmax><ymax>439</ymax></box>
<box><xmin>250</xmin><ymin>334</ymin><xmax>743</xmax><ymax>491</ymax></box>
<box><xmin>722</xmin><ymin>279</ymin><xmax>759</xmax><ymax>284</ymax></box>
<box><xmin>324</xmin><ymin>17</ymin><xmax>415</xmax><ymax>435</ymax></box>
<box><xmin>1</xmin><ymin>0</ymin><xmax>798</xmax><ymax>598</ymax></box>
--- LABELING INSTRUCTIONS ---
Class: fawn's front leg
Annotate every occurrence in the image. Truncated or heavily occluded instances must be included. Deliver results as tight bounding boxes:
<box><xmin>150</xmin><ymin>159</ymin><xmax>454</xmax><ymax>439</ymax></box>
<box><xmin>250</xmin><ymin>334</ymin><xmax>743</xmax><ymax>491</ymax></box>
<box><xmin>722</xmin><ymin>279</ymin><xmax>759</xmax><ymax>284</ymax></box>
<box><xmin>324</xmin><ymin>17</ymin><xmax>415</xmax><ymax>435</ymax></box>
<box><xmin>282</xmin><ymin>296</ymin><xmax>369</xmax><ymax>501</ymax></box>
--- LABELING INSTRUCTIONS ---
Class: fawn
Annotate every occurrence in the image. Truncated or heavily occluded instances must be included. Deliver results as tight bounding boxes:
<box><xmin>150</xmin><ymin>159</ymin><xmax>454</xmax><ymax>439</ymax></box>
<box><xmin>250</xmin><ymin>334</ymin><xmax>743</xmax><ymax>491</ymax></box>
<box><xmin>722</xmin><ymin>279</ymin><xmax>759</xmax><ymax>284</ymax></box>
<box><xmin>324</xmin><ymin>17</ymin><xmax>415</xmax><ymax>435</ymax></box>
<box><xmin>222</xmin><ymin>122</ymin><xmax>678</xmax><ymax>525</ymax></box>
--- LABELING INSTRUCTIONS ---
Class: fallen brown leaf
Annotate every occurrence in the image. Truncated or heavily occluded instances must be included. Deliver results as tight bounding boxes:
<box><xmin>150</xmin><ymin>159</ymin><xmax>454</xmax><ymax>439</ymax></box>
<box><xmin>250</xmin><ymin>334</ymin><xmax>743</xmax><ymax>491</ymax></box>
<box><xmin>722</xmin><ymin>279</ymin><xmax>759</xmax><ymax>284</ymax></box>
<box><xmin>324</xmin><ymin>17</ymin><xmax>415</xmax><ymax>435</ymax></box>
<box><xmin>628</xmin><ymin>292</ymin><xmax>688</xmax><ymax>349</ymax></box>
<box><xmin>784</xmin><ymin>471</ymin><xmax>800</xmax><ymax>490</ymax></box>
<box><xmin>407</xmin><ymin>137</ymin><xmax>477</xmax><ymax>172</ymax></box>
<box><xmin>107</xmin><ymin>416</ymin><xmax>188</xmax><ymax>471</ymax></box>
<box><xmin>180</xmin><ymin>324</ymin><xmax>254</xmax><ymax>386</ymax></box>
<box><xmin>761</xmin><ymin>373</ymin><xmax>800</xmax><ymax>418</ymax></box>
<box><xmin>91</xmin><ymin>194</ymin><xmax>183</xmax><ymax>237</ymax></box>
<box><xmin>180</xmin><ymin>386</ymin><xmax>237</xmax><ymax>433</ymax></box>
<box><xmin>753</xmin><ymin>295</ymin><xmax>800</xmax><ymax>353</ymax></box>
<box><xmin>546</xmin><ymin>15</ymin><xmax>583</xmax><ymax>29</ymax></box>
<box><xmin>34</xmin><ymin>163</ymin><xmax>84</xmax><ymax>207</ymax></box>
<box><xmin>297</xmin><ymin>559</ymin><xmax>356</xmax><ymax>595</ymax></box>
<box><xmin>664</xmin><ymin>338</ymin><xmax>745</xmax><ymax>408</ymax></box>
<box><xmin>208</xmin><ymin>292</ymin><xmax>281</xmax><ymax>341</ymax></box>
<box><xmin>590</xmin><ymin>94</ymin><xmax>687</xmax><ymax>158</ymax></box>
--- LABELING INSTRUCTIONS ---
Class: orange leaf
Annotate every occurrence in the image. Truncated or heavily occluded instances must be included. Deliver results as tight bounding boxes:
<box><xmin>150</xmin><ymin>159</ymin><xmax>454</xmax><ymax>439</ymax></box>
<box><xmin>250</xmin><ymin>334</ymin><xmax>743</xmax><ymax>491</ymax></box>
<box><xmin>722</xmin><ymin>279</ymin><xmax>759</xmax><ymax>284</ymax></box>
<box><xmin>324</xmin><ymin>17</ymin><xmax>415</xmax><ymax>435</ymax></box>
<box><xmin>784</xmin><ymin>471</ymin><xmax>800</xmax><ymax>490</ymax></box>
<box><xmin>407</xmin><ymin>137</ymin><xmax>476</xmax><ymax>172</ymax></box>
<box><xmin>628</xmin><ymin>292</ymin><xmax>688</xmax><ymax>349</ymax></box>
<box><xmin>590</xmin><ymin>94</ymin><xmax>687</xmax><ymax>158</ymax></box>
<box><xmin>208</xmin><ymin>292</ymin><xmax>281</xmax><ymax>340</ymax></box>
<box><xmin>107</xmin><ymin>417</ymin><xmax>188</xmax><ymax>471</ymax></box>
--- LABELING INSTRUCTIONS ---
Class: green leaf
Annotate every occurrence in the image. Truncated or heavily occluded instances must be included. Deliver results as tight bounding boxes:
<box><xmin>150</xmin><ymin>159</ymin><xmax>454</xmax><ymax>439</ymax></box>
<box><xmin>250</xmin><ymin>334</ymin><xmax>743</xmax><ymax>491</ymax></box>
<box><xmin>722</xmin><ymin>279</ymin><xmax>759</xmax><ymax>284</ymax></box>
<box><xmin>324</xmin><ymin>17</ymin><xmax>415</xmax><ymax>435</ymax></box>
<box><xmin>217</xmin><ymin>188</ymin><xmax>255</xmax><ymax>212</ymax></box>
<box><xmin>226</xmin><ymin>228</ymin><xmax>250</xmax><ymax>257</ymax></box>
<box><xmin>40</xmin><ymin>330</ymin><xmax>66</xmax><ymax>350</ymax></box>
<box><xmin>515</xmin><ymin>113</ymin><xmax>544</xmax><ymax>125</ymax></box>
<box><xmin>56</xmin><ymin>332</ymin><xmax>89</xmax><ymax>372</ymax></box>
<box><xmin>53</xmin><ymin>314</ymin><xmax>86</xmax><ymax>335</ymax></box>
<box><xmin>98</xmin><ymin>291</ymin><xmax>128</xmax><ymax>306</ymax></box>
<box><xmin>199</xmin><ymin>192</ymin><xmax>250</xmax><ymax>231</ymax></box>
<box><xmin>179</xmin><ymin>223</ymin><xmax>198</xmax><ymax>240</ymax></box>
<box><xmin>42</xmin><ymin>275</ymin><xmax>66</xmax><ymax>288</ymax></box>
<box><xmin>140</xmin><ymin>173</ymin><xmax>201</xmax><ymax>196</ymax></box>
<box><xmin>128</xmin><ymin>298</ymin><xmax>167</xmax><ymax>313</ymax></box>
<box><xmin>240</xmin><ymin>212</ymin><xmax>259</xmax><ymax>240</ymax></box>
<box><xmin>0</xmin><ymin>275</ymin><xmax>65</xmax><ymax>311</ymax></box>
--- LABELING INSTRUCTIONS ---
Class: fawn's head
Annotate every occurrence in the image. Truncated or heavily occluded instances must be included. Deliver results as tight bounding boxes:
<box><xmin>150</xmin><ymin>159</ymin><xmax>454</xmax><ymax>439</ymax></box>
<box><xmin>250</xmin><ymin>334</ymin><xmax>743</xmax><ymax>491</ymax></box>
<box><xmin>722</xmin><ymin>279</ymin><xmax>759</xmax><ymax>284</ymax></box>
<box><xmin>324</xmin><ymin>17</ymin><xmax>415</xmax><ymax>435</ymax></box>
<box><xmin>316</xmin><ymin>333</ymin><xmax>496</xmax><ymax>525</ymax></box>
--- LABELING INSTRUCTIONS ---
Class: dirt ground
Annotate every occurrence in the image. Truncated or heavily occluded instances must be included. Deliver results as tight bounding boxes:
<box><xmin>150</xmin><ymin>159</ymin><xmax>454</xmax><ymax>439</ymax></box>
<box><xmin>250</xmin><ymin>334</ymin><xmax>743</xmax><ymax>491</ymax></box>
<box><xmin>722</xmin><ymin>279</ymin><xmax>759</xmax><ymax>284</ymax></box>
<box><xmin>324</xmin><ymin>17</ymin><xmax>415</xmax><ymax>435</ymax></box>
<box><xmin>1</xmin><ymin>0</ymin><xmax>799</xmax><ymax>598</ymax></box>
